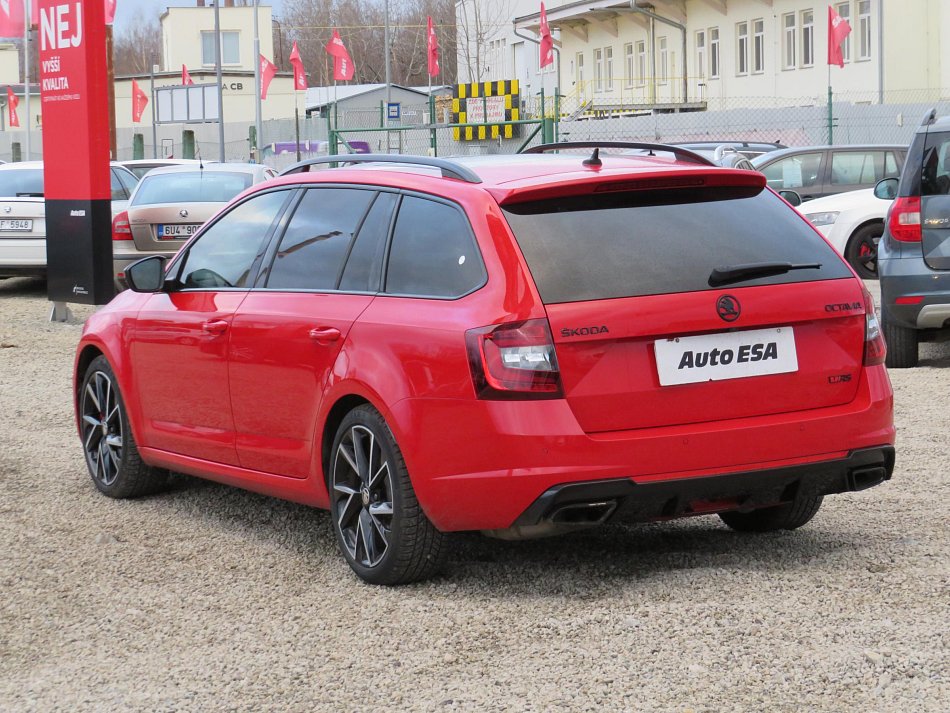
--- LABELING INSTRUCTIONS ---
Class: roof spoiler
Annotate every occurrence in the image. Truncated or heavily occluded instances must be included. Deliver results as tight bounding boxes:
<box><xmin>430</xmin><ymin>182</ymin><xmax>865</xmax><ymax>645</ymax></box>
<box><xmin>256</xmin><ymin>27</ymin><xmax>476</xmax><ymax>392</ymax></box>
<box><xmin>921</xmin><ymin>108</ymin><xmax>937</xmax><ymax>127</ymax></box>
<box><xmin>522</xmin><ymin>141</ymin><xmax>715</xmax><ymax>167</ymax></box>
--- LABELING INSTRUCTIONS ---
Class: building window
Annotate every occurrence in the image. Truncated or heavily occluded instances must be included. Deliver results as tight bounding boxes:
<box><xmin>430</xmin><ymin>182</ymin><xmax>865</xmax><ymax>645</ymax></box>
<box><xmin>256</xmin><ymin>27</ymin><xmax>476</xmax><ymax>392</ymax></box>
<box><xmin>858</xmin><ymin>0</ymin><xmax>871</xmax><ymax>60</ymax></box>
<box><xmin>800</xmin><ymin>9</ymin><xmax>814</xmax><ymax>67</ymax></box>
<box><xmin>709</xmin><ymin>28</ymin><xmax>720</xmax><ymax>79</ymax></box>
<box><xmin>695</xmin><ymin>30</ymin><xmax>706</xmax><ymax>79</ymax></box>
<box><xmin>605</xmin><ymin>46</ymin><xmax>614</xmax><ymax>90</ymax></box>
<box><xmin>736</xmin><ymin>21</ymin><xmax>749</xmax><ymax>75</ymax></box>
<box><xmin>624</xmin><ymin>43</ymin><xmax>634</xmax><ymax>88</ymax></box>
<box><xmin>835</xmin><ymin>2</ymin><xmax>851</xmax><ymax>62</ymax></box>
<box><xmin>576</xmin><ymin>52</ymin><xmax>585</xmax><ymax>87</ymax></box>
<box><xmin>201</xmin><ymin>30</ymin><xmax>240</xmax><ymax>66</ymax></box>
<box><xmin>782</xmin><ymin>13</ymin><xmax>796</xmax><ymax>69</ymax></box>
<box><xmin>594</xmin><ymin>48</ymin><xmax>603</xmax><ymax>91</ymax></box>
<box><xmin>658</xmin><ymin>37</ymin><xmax>668</xmax><ymax>85</ymax></box>
<box><xmin>636</xmin><ymin>41</ymin><xmax>646</xmax><ymax>86</ymax></box>
<box><xmin>753</xmin><ymin>19</ymin><xmax>765</xmax><ymax>73</ymax></box>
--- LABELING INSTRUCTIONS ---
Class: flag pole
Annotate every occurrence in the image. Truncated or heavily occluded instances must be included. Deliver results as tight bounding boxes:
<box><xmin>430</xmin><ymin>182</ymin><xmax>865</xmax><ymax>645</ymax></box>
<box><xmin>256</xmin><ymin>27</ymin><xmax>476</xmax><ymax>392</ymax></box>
<box><xmin>23</xmin><ymin>0</ymin><xmax>30</xmax><ymax>160</ymax></box>
<box><xmin>294</xmin><ymin>89</ymin><xmax>301</xmax><ymax>162</ymax></box>
<box><xmin>253</xmin><ymin>0</ymin><xmax>263</xmax><ymax>163</ymax></box>
<box><xmin>214</xmin><ymin>0</ymin><xmax>225</xmax><ymax>162</ymax></box>
<box><xmin>827</xmin><ymin>61</ymin><xmax>833</xmax><ymax>145</ymax></box>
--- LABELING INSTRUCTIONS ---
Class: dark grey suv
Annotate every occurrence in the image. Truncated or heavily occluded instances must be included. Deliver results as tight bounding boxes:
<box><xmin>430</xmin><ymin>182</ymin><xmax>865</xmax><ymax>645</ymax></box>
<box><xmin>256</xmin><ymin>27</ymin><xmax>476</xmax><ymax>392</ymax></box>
<box><xmin>877</xmin><ymin>110</ymin><xmax>950</xmax><ymax>367</ymax></box>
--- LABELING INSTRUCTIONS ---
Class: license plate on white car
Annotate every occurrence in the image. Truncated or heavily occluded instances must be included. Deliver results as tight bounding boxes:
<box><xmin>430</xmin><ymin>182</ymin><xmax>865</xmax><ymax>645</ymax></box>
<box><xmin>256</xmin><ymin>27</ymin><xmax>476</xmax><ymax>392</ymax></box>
<box><xmin>654</xmin><ymin>327</ymin><xmax>798</xmax><ymax>386</ymax></box>
<box><xmin>0</xmin><ymin>219</ymin><xmax>33</xmax><ymax>231</ymax></box>
<box><xmin>157</xmin><ymin>223</ymin><xmax>200</xmax><ymax>239</ymax></box>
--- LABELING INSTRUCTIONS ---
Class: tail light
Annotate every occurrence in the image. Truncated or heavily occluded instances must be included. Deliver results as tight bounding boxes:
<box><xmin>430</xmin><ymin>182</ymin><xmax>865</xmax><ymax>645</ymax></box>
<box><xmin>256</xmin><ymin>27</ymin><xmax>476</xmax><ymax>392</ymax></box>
<box><xmin>112</xmin><ymin>210</ymin><xmax>132</xmax><ymax>241</ymax></box>
<box><xmin>888</xmin><ymin>196</ymin><xmax>921</xmax><ymax>243</ymax></box>
<box><xmin>465</xmin><ymin>318</ymin><xmax>563</xmax><ymax>399</ymax></box>
<box><xmin>862</xmin><ymin>287</ymin><xmax>886</xmax><ymax>366</ymax></box>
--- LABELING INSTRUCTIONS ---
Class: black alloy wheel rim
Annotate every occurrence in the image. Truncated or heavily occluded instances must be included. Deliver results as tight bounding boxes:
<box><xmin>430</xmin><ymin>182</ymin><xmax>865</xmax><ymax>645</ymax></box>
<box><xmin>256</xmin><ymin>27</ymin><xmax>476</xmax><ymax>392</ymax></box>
<box><xmin>332</xmin><ymin>425</ymin><xmax>394</xmax><ymax>568</ymax></box>
<box><xmin>81</xmin><ymin>371</ymin><xmax>124</xmax><ymax>486</ymax></box>
<box><xmin>856</xmin><ymin>233</ymin><xmax>880</xmax><ymax>276</ymax></box>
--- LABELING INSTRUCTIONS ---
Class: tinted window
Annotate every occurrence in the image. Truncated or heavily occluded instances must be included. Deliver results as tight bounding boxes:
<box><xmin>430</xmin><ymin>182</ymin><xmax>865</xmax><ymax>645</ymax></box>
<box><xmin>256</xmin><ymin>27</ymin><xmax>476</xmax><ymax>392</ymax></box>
<box><xmin>385</xmin><ymin>197</ymin><xmax>484</xmax><ymax>298</ymax></box>
<box><xmin>132</xmin><ymin>171</ymin><xmax>252</xmax><ymax>205</ymax></box>
<box><xmin>339</xmin><ymin>191</ymin><xmax>397</xmax><ymax>292</ymax></box>
<box><xmin>267</xmin><ymin>188</ymin><xmax>375</xmax><ymax>290</ymax></box>
<box><xmin>920</xmin><ymin>133</ymin><xmax>950</xmax><ymax>196</ymax></box>
<box><xmin>116</xmin><ymin>167</ymin><xmax>139</xmax><ymax>194</ymax></box>
<box><xmin>760</xmin><ymin>152</ymin><xmax>824</xmax><ymax>189</ymax></box>
<box><xmin>177</xmin><ymin>190</ymin><xmax>289</xmax><ymax>289</ymax></box>
<box><xmin>501</xmin><ymin>187</ymin><xmax>853</xmax><ymax>304</ymax></box>
<box><xmin>0</xmin><ymin>169</ymin><xmax>44</xmax><ymax>197</ymax></box>
<box><xmin>110</xmin><ymin>169</ymin><xmax>129</xmax><ymax>201</ymax></box>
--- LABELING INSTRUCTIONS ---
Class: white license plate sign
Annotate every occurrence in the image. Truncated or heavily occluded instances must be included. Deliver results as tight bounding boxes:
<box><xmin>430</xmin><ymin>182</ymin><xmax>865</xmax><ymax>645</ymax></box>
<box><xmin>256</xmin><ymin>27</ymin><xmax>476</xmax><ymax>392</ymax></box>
<box><xmin>157</xmin><ymin>223</ymin><xmax>200</xmax><ymax>239</ymax></box>
<box><xmin>0</xmin><ymin>219</ymin><xmax>33</xmax><ymax>231</ymax></box>
<box><xmin>655</xmin><ymin>327</ymin><xmax>798</xmax><ymax>386</ymax></box>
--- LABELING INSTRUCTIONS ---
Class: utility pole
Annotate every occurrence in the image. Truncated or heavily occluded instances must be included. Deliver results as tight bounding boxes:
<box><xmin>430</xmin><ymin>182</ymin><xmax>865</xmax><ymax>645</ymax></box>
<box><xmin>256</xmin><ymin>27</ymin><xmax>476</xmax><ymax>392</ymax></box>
<box><xmin>214</xmin><ymin>1</ymin><xmax>226</xmax><ymax>162</ymax></box>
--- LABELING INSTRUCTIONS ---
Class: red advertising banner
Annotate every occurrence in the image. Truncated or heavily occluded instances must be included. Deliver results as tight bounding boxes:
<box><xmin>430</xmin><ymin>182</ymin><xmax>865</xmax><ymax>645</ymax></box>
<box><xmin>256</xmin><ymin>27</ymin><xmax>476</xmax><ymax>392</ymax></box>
<box><xmin>38</xmin><ymin>0</ymin><xmax>110</xmax><ymax>200</ymax></box>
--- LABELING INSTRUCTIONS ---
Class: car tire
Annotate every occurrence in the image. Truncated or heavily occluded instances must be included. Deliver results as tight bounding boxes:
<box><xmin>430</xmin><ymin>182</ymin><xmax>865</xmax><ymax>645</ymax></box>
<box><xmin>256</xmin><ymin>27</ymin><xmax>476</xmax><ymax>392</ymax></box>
<box><xmin>329</xmin><ymin>405</ymin><xmax>447</xmax><ymax>585</ymax></box>
<box><xmin>881</xmin><ymin>310</ymin><xmax>919</xmax><ymax>368</ymax></box>
<box><xmin>79</xmin><ymin>355</ymin><xmax>169</xmax><ymax>498</ymax></box>
<box><xmin>719</xmin><ymin>494</ymin><xmax>823</xmax><ymax>532</ymax></box>
<box><xmin>845</xmin><ymin>223</ymin><xmax>883</xmax><ymax>280</ymax></box>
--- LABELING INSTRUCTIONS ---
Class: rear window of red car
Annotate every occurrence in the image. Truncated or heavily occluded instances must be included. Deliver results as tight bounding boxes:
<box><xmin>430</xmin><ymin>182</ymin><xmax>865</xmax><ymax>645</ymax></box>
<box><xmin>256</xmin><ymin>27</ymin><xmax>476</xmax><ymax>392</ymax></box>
<box><xmin>501</xmin><ymin>186</ymin><xmax>852</xmax><ymax>304</ymax></box>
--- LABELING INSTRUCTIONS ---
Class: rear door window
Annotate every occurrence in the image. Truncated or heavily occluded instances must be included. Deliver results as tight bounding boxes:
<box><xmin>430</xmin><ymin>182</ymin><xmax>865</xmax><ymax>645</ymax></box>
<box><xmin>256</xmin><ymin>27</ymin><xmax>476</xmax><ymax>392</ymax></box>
<box><xmin>760</xmin><ymin>152</ymin><xmax>824</xmax><ymax>190</ymax></box>
<box><xmin>265</xmin><ymin>187</ymin><xmax>376</xmax><ymax>291</ymax></box>
<box><xmin>829</xmin><ymin>150</ymin><xmax>898</xmax><ymax>186</ymax></box>
<box><xmin>339</xmin><ymin>191</ymin><xmax>397</xmax><ymax>292</ymax></box>
<box><xmin>501</xmin><ymin>186</ymin><xmax>853</xmax><ymax>304</ymax></box>
<box><xmin>384</xmin><ymin>195</ymin><xmax>486</xmax><ymax>298</ymax></box>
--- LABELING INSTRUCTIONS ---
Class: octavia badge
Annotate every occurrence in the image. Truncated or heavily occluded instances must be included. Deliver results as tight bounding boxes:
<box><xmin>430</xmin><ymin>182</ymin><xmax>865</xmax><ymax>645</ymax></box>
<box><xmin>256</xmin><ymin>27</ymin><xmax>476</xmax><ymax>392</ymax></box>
<box><xmin>716</xmin><ymin>295</ymin><xmax>741</xmax><ymax>322</ymax></box>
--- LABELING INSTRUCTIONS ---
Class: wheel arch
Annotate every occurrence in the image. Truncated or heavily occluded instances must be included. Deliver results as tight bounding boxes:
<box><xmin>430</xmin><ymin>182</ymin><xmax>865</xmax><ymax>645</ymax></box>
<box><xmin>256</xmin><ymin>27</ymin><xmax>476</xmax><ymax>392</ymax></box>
<box><xmin>845</xmin><ymin>218</ymin><xmax>885</xmax><ymax>252</ymax></box>
<box><xmin>320</xmin><ymin>393</ymin><xmax>373</xmax><ymax>486</ymax></box>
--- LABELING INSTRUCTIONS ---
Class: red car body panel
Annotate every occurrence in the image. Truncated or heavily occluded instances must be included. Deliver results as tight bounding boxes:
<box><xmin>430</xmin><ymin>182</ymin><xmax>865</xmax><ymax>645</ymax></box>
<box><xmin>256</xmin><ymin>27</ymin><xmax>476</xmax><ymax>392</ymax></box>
<box><xmin>74</xmin><ymin>153</ymin><xmax>896</xmax><ymax>536</ymax></box>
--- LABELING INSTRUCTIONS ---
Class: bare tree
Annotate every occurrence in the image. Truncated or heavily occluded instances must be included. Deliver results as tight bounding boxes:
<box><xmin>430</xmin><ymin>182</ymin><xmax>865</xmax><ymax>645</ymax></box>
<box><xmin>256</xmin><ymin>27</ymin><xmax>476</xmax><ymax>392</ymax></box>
<box><xmin>113</xmin><ymin>11</ymin><xmax>162</xmax><ymax>75</ymax></box>
<box><xmin>455</xmin><ymin>0</ymin><xmax>511</xmax><ymax>83</ymax></box>
<box><xmin>281</xmin><ymin>0</ymin><xmax>457</xmax><ymax>87</ymax></box>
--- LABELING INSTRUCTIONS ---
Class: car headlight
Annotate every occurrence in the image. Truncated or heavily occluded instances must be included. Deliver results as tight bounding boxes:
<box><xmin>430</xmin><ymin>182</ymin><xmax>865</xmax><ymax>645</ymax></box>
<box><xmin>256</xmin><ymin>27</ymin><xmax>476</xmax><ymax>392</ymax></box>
<box><xmin>805</xmin><ymin>211</ymin><xmax>840</xmax><ymax>227</ymax></box>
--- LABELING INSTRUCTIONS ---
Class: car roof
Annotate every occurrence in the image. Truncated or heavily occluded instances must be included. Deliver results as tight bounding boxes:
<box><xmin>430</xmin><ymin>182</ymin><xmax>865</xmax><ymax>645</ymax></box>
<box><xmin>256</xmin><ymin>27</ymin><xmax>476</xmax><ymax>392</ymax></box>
<box><xmin>141</xmin><ymin>163</ymin><xmax>265</xmax><ymax>177</ymax></box>
<box><xmin>0</xmin><ymin>160</ymin><xmax>130</xmax><ymax>171</ymax></box>
<box><xmin>925</xmin><ymin>115</ymin><xmax>950</xmax><ymax>132</ymax></box>
<box><xmin>120</xmin><ymin>159</ymin><xmax>208</xmax><ymax>167</ymax></box>
<box><xmin>262</xmin><ymin>152</ymin><xmax>763</xmax><ymax>203</ymax></box>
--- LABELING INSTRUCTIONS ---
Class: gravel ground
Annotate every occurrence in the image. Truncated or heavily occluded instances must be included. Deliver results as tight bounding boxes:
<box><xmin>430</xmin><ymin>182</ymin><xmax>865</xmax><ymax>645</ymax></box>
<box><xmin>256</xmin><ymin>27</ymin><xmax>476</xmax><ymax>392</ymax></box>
<box><xmin>1</xmin><ymin>276</ymin><xmax>947</xmax><ymax>712</ymax></box>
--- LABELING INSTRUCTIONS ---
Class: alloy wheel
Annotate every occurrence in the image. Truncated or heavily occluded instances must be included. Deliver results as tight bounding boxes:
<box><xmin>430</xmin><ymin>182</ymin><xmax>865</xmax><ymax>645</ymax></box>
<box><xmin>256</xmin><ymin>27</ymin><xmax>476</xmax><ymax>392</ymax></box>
<box><xmin>332</xmin><ymin>424</ymin><xmax>395</xmax><ymax>568</ymax></box>
<box><xmin>80</xmin><ymin>370</ymin><xmax>124</xmax><ymax>487</ymax></box>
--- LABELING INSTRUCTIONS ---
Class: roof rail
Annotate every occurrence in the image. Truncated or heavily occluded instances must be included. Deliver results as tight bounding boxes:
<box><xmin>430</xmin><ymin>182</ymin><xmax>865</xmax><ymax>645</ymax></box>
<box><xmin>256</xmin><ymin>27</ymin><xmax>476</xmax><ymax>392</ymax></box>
<box><xmin>522</xmin><ymin>141</ymin><xmax>715</xmax><ymax>167</ymax></box>
<box><xmin>278</xmin><ymin>154</ymin><xmax>483</xmax><ymax>184</ymax></box>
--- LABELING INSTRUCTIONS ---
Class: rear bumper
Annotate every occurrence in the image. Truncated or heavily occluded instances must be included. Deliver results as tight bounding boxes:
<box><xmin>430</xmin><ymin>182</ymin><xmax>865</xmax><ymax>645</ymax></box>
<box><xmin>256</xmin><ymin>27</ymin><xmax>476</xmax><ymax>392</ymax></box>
<box><xmin>0</xmin><ymin>239</ymin><xmax>46</xmax><ymax>276</ymax></box>
<box><xmin>498</xmin><ymin>446</ymin><xmax>894</xmax><ymax>538</ymax></box>
<box><xmin>391</xmin><ymin>365</ymin><xmax>894</xmax><ymax>532</ymax></box>
<box><xmin>880</xmin><ymin>248</ymin><xmax>950</xmax><ymax>330</ymax></box>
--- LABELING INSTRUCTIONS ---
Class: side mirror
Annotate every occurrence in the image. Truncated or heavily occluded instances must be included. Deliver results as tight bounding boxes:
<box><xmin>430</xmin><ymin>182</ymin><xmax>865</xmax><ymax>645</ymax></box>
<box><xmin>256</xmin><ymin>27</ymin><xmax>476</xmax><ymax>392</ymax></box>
<box><xmin>126</xmin><ymin>255</ymin><xmax>167</xmax><ymax>293</ymax></box>
<box><xmin>874</xmin><ymin>177</ymin><xmax>899</xmax><ymax>200</ymax></box>
<box><xmin>779</xmin><ymin>189</ymin><xmax>802</xmax><ymax>207</ymax></box>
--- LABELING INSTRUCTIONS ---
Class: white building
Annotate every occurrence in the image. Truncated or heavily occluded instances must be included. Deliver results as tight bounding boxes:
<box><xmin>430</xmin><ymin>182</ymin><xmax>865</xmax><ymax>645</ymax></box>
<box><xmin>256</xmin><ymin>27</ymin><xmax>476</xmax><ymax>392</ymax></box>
<box><xmin>458</xmin><ymin>0</ymin><xmax>950</xmax><ymax>112</ymax></box>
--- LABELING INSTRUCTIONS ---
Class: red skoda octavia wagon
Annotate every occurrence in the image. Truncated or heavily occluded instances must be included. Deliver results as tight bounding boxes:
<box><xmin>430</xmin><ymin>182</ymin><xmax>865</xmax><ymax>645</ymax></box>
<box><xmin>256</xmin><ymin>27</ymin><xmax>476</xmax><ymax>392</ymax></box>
<box><xmin>74</xmin><ymin>145</ymin><xmax>896</xmax><ymax>584</ymax></box>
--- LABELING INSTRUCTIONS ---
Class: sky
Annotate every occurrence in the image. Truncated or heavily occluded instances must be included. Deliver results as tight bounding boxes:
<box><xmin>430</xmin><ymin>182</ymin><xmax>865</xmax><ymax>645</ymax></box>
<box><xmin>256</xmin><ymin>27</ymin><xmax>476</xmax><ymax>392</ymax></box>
<box><xmin>114</xmin><ymin>1</ymin><xmax>285</xmax><ymax>32</ymax></box>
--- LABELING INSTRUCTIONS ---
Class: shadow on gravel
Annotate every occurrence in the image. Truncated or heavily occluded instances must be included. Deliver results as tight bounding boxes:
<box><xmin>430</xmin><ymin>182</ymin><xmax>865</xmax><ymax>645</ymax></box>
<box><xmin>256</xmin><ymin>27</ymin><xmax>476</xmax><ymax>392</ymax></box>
<box><xmin>153</xmin><ymin>474</ymin><xmax>865</xmax><ymax>589</ymax></box>
<box><xmin>0</xmin><ymin>276</ymin><xmax>46</xmax><ymax>297</ymax></box>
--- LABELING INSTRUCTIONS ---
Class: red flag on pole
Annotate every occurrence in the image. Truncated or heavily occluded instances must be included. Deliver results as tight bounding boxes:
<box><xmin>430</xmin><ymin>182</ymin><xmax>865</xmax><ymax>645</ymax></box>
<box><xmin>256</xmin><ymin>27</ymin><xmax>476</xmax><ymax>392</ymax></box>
<box><xmin>427</xmin><ymin>16</ymin><xmax>440</xmax><ymax>77</ymax></box>
<box><xmin>539</xmin><ymin>3</ymin><xmax>554</xmax><ymax>69</ymax></box>
<box><xmin>104</xmin><ymin>0</ymin><xmax>117</xmax><ymax>24</ymax></box>
<box><xmin>7</xmin><ymin>86</ymin><xmax>19</xmax><ymax>128</ymax></box>
<box><xmin>289</xmin><ymin>40</ymin><xmax>307</xmax><ymax>90</ymax></box>
<box><xmin>828</xmin><ymin>5</ymin><xmax>852</xmax><ymax>68</ymax></box>
<box><xmin>325</xmin><ymin>30</ymin><xmax>355</xmax><ymax>81</ymax></box>
<box><xmin>182</xmin><ymin>65</ymin><xmax>194</xmax><ymax>85</ymax></box>
<box><xmin>131</xmin><ymin>79</ymin><xmax>149</xmax><ymax>123</ymax></box>
<box><xmin>0</xmin><ymin>1</ymin><xmax>25</xmax><ymax>37</ymax></box>
<box><xmin>260</xmin><ymin>54</ymin><xmax>278</xmax><ymax>99</ymax></box>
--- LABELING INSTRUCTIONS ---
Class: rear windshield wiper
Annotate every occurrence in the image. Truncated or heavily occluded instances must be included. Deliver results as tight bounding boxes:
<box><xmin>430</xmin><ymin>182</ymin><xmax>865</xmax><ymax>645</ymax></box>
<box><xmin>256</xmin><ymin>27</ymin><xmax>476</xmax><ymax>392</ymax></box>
<box><xmin>15</xmin><ymin>192</ymin><xmax>43</xmax><ymax>197</ymax></box>
<box><xmin>709</xmin><ymin>261</ymin><xmax>822</xmax><ymax>287</ymax></box>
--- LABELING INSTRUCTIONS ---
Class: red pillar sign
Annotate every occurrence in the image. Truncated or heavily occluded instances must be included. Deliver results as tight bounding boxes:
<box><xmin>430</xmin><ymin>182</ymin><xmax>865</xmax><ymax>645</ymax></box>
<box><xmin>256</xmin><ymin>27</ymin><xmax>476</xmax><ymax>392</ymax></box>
<box><xmin>39</xmin><ymin>0</ymin><xmax>114</xmax><ymax>304</ymax></box>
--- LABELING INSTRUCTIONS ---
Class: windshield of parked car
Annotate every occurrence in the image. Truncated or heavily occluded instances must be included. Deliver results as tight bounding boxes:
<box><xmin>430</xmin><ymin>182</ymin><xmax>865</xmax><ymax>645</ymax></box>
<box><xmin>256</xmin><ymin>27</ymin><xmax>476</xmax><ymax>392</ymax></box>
<box><xmin>0</xmin><ymin>169</ymin><xmax>45</xmax><ymax>197</ymax></box>
<box><xmin>131</xmin><ymin>171</ymin><xmax>253</xmax><ymax>205</ymax></box>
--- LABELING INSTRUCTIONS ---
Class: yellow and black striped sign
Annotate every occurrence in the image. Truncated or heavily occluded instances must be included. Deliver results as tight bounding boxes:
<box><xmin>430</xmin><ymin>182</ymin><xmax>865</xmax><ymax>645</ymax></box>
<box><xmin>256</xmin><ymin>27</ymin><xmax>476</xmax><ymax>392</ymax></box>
<box><xmin>451</xmin><ymin>80</ymin><xmax>521</xmax><ymax>141</ymax></box>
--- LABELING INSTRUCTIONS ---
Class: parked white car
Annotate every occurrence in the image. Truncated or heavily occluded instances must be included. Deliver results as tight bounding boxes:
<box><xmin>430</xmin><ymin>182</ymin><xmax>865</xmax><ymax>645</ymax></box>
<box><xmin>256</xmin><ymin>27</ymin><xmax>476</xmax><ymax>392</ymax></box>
<box><xmin>0</xmin><ymin>162</ymin><xmax>138</xmax><ymax>280</ymax></box>
<box><xmin>796</xmin><ymin>187</ymin><xmax>893</xmax><ymax>279</ymax></box>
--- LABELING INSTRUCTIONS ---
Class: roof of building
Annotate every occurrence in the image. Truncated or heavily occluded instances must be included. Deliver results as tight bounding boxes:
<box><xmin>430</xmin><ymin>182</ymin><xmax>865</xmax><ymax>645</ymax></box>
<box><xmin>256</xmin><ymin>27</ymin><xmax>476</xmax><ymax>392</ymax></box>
<box><xmin>305</xmin><ymin>84</ymin><xmax>428</xmax><ymax>110</ymax></box>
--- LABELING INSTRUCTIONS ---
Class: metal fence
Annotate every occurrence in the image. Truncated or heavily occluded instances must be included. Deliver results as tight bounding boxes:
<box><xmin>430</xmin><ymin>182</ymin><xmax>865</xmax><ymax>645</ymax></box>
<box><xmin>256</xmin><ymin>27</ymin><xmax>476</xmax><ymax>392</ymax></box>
<box><xmin>3</xmin><ymin>87</ymin><xmax>950</xmax><ymax>165</ymax></box>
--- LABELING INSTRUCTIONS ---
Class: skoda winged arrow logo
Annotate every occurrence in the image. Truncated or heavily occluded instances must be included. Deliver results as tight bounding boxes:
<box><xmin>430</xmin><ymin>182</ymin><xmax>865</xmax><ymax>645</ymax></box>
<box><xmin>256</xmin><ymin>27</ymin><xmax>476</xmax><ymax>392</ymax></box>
<box><xmin>179</xmin><ymin>209</ymin><xmax>189</xmax><ymax>218</ymax></box>
<box><xmin>716</xmin><ymin>295</ymin><xmax>741</xmax><ymax>322</ymax></box>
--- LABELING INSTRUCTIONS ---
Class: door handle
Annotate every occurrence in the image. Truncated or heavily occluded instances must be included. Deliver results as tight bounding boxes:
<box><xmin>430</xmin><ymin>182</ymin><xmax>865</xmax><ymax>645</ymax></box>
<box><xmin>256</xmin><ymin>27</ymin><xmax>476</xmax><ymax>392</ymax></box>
<box><xmin>201</xmin><ymin>319</ymin><xmax>229</xmax><ymax>336</ymax></box>
<box><xmin>308</xmin><ymin>326</ymin><xmax>341</xmax><ymax>344</ymax></box>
